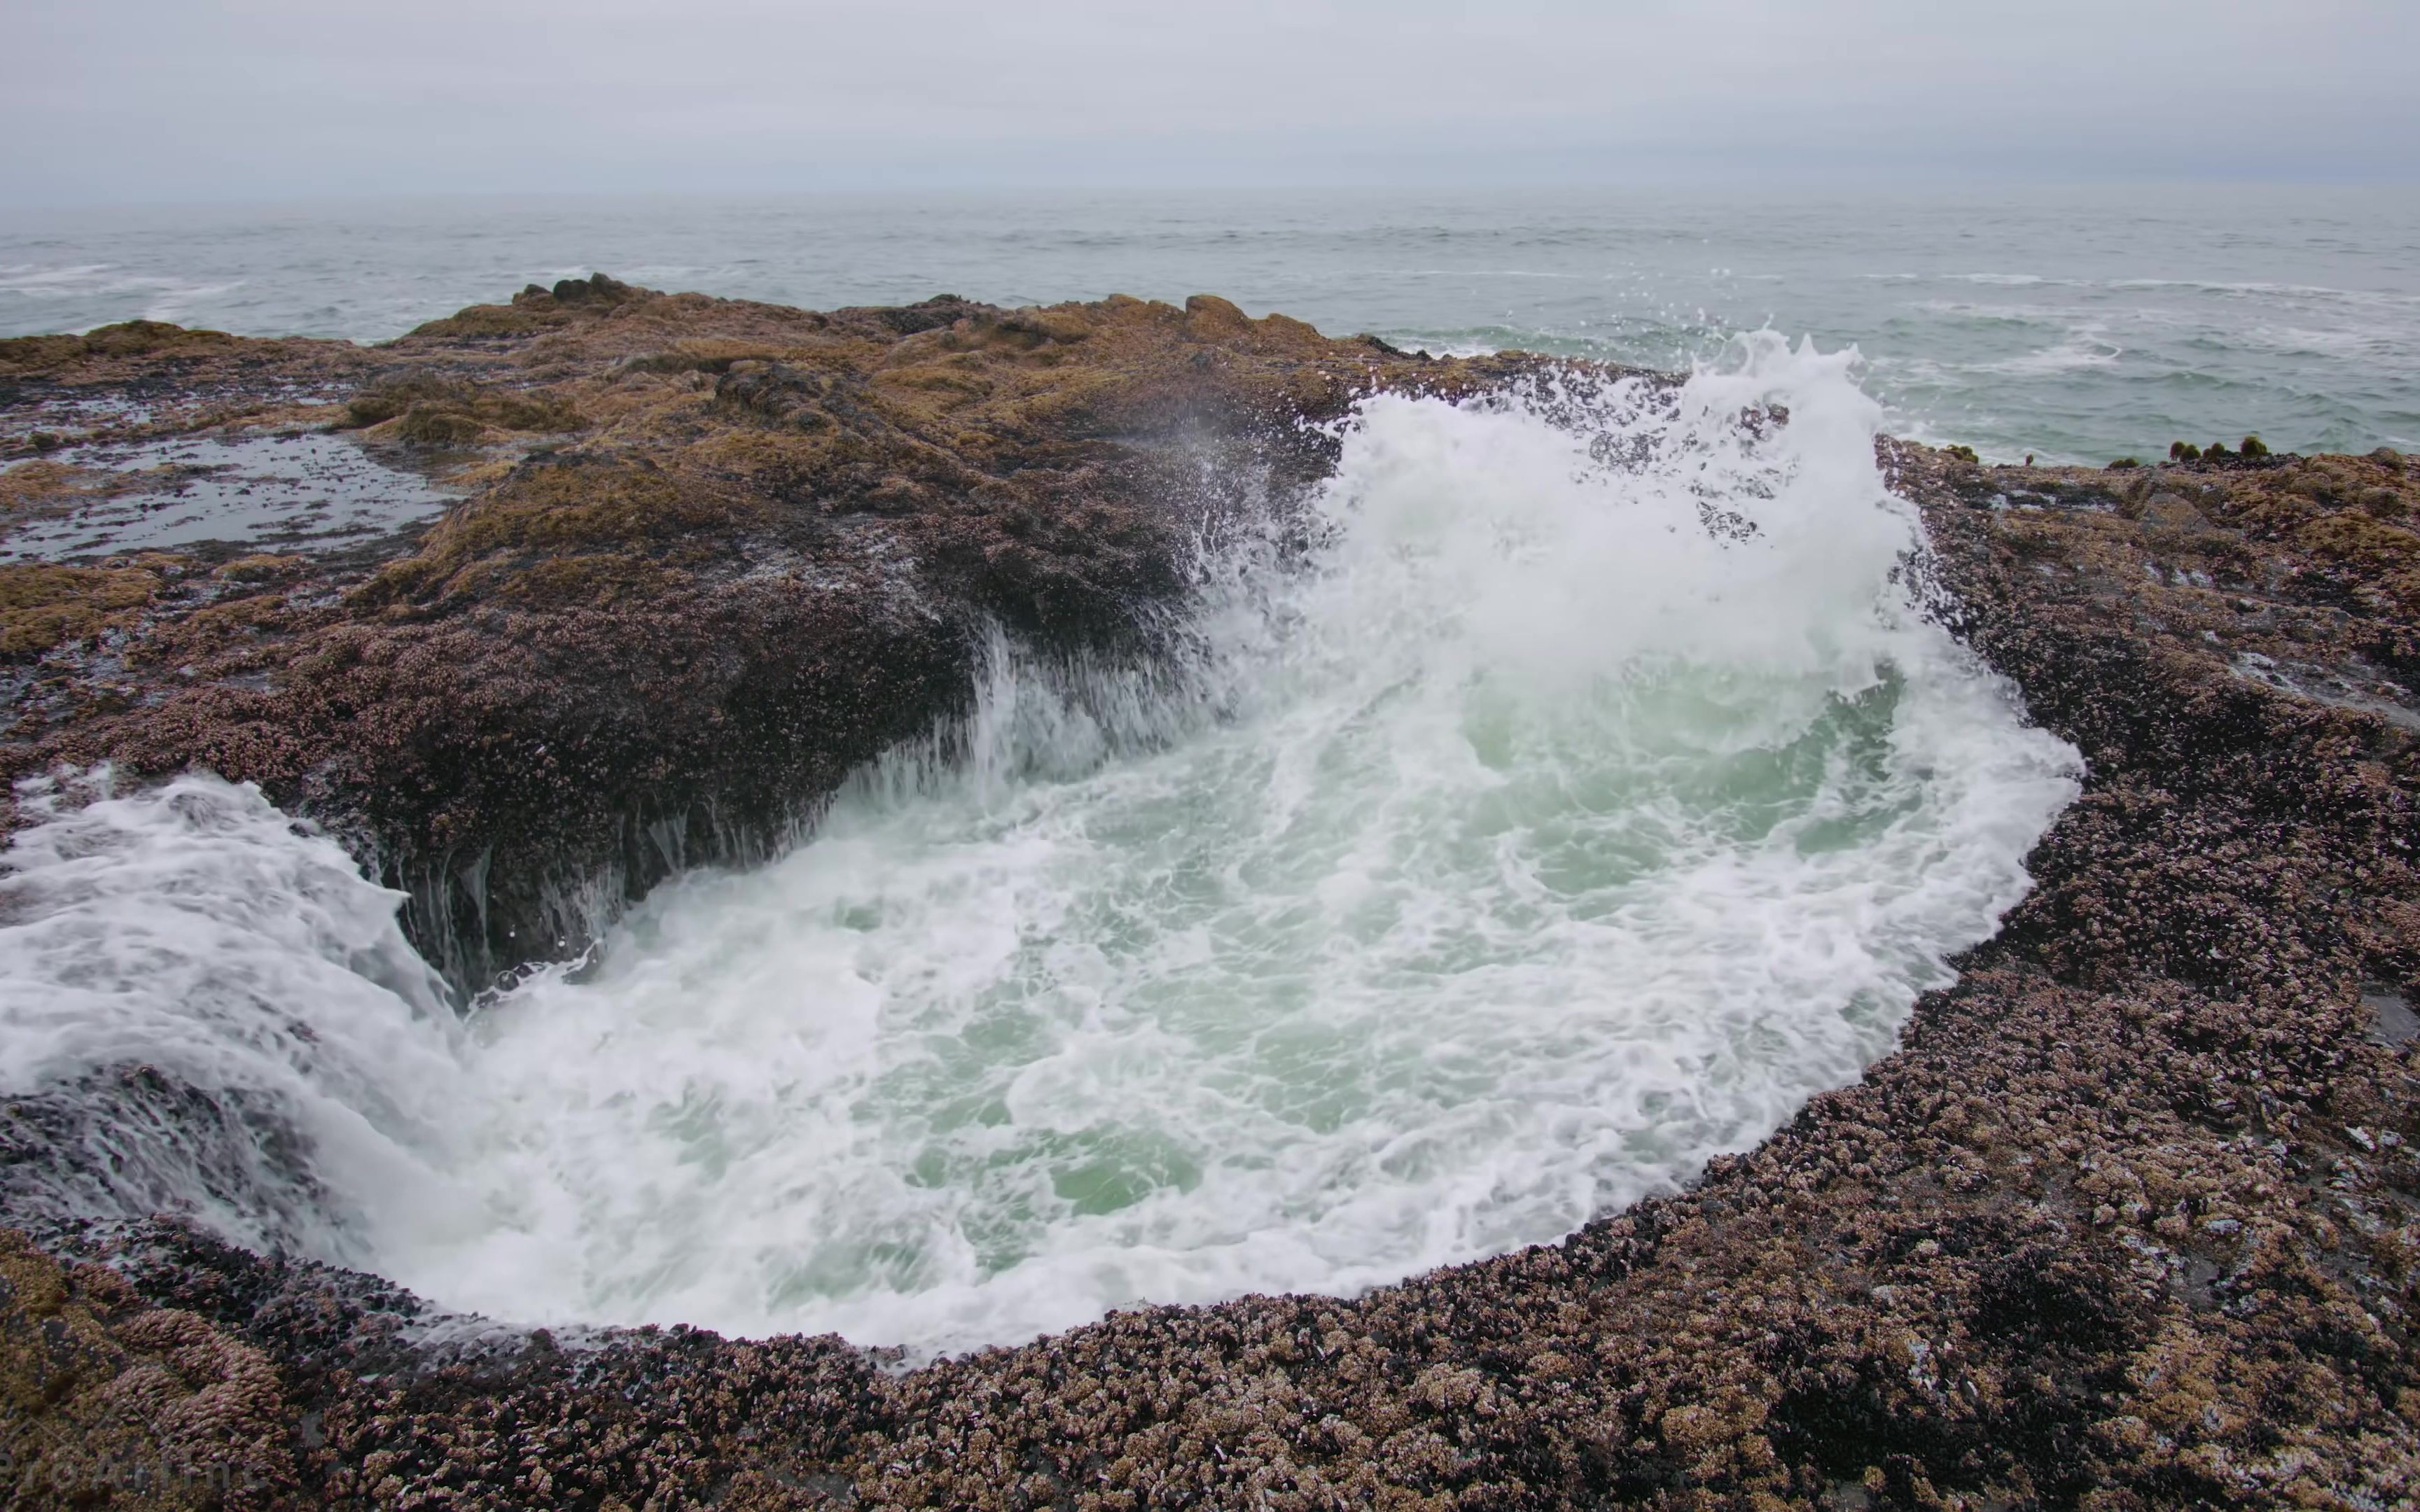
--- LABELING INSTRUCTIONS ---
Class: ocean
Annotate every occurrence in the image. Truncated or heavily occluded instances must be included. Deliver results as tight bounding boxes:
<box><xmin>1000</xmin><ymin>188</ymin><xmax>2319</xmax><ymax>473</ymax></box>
<box><xmin>5</xmin><ymin>185</ymin><xmax>2418</xmax><ymax>465</ymax></box>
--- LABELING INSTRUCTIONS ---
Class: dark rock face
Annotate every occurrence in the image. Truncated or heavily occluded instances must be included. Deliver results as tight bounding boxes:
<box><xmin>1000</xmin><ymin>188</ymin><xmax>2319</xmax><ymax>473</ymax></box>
<box><xmin>7</xmin><ymin>288</ymin><xmax>2420</xmax><ymax>1507</ymax></box>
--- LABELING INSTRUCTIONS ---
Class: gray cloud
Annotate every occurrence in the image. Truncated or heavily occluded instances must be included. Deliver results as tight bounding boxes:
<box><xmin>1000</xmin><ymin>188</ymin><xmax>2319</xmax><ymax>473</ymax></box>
<box><xmin>6</xmin><ymin>0</ymin><xmax>2415</xmax><ymax>204</ymax></box>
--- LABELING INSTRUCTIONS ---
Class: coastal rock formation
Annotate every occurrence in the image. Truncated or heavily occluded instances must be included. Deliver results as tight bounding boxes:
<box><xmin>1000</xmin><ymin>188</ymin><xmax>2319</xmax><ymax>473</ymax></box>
<box><xmin>6</xmin><ymin>286</ymin><xmax>2420</xmax><ymax>1507</ymax></box>
<box><xmin>1</xmin><ymin>282</ymin><xmax>1541</xmax><ymax>989</ymax></box>
<box><xmin>0</xmin><ymin>1229</ymin><xmax>297</xmax><ymax>1508</ymax></box>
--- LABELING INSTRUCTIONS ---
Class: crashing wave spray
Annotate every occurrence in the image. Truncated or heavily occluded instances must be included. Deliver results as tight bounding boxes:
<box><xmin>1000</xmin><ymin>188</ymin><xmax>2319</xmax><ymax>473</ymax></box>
<box><xmin>0</xmin><ymin>335</ymin><xmax>2078</xmax><ymax>1353</ymax></box>
<box><xmin>0</xmin><ymin>769</ymin><xmax>466</xmax><ymax>1259</ymax></box>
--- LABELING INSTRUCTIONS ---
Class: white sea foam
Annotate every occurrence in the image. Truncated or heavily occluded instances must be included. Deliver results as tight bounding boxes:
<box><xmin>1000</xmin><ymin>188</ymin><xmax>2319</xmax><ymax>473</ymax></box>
<box><xmin>1975</xmin><ymin>336</ymin><xmax>2125</xmax><ymax>377</ymax></box>
<box><xmin>0</xmin><ymin>770</ymin><xmax>466</xmax><ymax>1259</ymax></box>
<box><xmin>0</xmin><ymin>262</ymin><xmax>247</xmax><ymax>326</ymax></box>
<box><xmin>0</xmin><ymin>336</ymin><xmax>2079</xmax><ymax>1353</ymax></box>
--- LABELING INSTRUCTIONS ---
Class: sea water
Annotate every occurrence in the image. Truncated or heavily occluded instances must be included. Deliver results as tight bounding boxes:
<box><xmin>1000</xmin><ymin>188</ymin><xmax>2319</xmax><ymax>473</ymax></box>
<box><xmin>4</xmin><ymin>185</ymin><xmax>2417</xmax><ymax>463</ymax></box>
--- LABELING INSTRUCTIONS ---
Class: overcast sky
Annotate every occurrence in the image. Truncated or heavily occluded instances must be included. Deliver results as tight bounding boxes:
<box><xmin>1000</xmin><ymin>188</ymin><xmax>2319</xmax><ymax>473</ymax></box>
<box><xmin>6</xmin><ymin>1</ymin><xmax>2416</xmax><ymax>205</ymax></box>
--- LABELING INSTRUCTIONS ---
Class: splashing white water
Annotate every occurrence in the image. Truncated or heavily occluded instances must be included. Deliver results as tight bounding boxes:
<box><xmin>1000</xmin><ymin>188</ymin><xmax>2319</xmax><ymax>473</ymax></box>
<box><xmin>0</xmin><ymin>769</ymin><xmax>466</xmax><ymax>1256</ymax></box>
<box><xmin>0</xmin><ymin>336</ymin><xmax>2078</xmax><ymax>1353</ymax></box>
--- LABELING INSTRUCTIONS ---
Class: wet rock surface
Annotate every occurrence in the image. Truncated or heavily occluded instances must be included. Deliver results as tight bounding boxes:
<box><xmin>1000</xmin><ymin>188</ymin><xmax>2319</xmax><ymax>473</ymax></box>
<box><xmin>6</xmin><ymin>288</ymin><xmax>2420</xmax><ymax>1507</ymax></box>
<box><xmin>0</xmin><ymin>430</ymin><xmax>461</xmax><ymax>564</ymax></box>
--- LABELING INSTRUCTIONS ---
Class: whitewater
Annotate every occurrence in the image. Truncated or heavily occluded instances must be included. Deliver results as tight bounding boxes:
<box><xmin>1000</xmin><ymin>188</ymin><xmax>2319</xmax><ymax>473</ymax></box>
<box><xmin>0</xmin><ymin>336</ymin><xmax>2078</xmax><ymax>1355</ymax></box>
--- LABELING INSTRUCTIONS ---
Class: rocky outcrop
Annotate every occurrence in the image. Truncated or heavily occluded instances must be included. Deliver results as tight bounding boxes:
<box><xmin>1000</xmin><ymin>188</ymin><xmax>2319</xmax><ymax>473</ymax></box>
<box><xmin>6</xmin><ymin>286</ymin><xmax>2420</xmax><ymax>1507</ymax></box>
<box><xmin>0</xmin><ymin>1228</ymin><xmax>298</xmax><ymax>1508</ymax></box>
<box><xmin>1</xmin><ymin>284</ymin><xmax>1548</xmax><ymax>990</ymax></box>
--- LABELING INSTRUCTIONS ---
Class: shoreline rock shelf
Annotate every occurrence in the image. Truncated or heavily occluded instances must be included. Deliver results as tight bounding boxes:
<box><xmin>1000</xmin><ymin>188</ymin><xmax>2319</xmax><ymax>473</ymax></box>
<box><xmin>4</xmin><ymin>284</ymin><xmax>2419</xmax><ymax>1507</ymax></box>
<box><xmin>0</xmin><ymin>280</ymin><xmax>1561</xmax><ymax>993</ymax></box>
